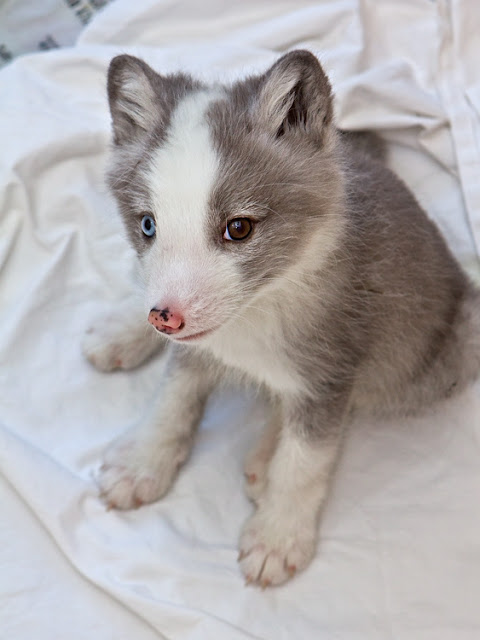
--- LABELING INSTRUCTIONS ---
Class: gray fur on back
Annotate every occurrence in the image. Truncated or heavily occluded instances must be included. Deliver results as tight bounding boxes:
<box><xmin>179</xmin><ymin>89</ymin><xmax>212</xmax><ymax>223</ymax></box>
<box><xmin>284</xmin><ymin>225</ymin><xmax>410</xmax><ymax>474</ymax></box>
<box><xmin>337</xmin><ymin>138</ymin><xmax>480</xmax><ymax>415</ymax></box>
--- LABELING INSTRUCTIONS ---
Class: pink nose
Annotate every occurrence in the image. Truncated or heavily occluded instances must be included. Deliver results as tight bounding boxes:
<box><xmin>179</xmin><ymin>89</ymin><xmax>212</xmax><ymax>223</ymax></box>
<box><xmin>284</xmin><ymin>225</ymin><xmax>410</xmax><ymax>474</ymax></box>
<box><xmin>148</xmin><ymin>307</ymin><xmax>185</xmax><ymax>334</ymax></box>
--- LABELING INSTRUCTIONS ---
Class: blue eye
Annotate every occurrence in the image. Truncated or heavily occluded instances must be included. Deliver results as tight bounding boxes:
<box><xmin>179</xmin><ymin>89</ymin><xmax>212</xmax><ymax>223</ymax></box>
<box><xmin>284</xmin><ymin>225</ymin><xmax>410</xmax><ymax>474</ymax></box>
<box><xmin>141</xmin><ymin>215</ymin><xmax>156</xmax><ymax>237</ymax></box>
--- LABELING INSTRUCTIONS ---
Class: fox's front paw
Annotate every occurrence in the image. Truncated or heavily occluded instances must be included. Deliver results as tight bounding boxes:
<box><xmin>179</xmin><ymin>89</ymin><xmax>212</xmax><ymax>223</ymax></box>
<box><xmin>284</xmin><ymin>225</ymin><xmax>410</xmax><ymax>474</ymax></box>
<box><xmin>238</xmin><ymin>507</ymin><xmax>317</xmax><ymax>587</ymax></box>
<box><xmin>83</xmin><ymin>310</ymin><xmax>163</xmax><ymax>372</ymax></box>
<box><xmin>98</xmin><ymin>431</ymin><xmax>189</xmax><ymax>509</ymax></box>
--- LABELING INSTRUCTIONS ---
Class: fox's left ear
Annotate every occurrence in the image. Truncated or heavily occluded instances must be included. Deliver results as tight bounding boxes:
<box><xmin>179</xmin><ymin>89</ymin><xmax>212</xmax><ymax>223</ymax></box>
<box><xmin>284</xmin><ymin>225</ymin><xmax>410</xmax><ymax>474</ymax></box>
<box><xmin>107</xmin><ymin>55</ymin><xmax>162</xmax><ymax>145</ymax></box>
<box><xmin>255</xmin><ymin>50</ymin><xmax>333</xmax><ymax>142</ymax></box>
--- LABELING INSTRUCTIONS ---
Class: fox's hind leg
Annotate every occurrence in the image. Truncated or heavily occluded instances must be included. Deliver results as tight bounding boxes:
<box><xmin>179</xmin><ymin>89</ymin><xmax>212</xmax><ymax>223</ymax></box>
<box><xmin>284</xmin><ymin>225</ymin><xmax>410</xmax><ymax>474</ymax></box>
<box><xmin>244</xmin><ymin>406</ymin><xmax>281</xmax><ymax>504</ymax></box>
<box><xmin>83</xmin><ymin>297</ymin><xmax>165</xmax><ymax>372</ymax></box>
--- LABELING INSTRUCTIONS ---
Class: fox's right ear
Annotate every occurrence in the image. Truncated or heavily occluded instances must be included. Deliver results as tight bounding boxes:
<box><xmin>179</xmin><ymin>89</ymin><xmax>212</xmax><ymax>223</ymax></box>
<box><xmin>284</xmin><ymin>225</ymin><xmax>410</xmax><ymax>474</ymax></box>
<box><xmin>107</xmin><ymin>55</ymin><xmax>162</xmax><ymax>145</ymax></box>
<box><xmin>254</xmin><ymin>50</ymin><xmax>333</xmax><ymax>144</ymax></box>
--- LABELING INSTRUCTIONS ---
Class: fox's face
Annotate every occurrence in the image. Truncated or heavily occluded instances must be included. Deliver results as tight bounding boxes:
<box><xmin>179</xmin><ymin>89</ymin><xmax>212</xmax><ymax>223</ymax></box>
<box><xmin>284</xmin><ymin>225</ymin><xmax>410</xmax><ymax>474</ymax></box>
<box><xmin>107</xmin><ymin>51</ymin><xmax>344</xmax><ymax>343</ymax></box>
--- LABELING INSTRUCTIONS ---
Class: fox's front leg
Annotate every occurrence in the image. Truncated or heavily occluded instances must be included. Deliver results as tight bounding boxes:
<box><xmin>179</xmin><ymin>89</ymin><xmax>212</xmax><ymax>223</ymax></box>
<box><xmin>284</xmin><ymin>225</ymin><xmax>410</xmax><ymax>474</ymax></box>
<box><xmin>239</xmin><ymin>388</ymin><xmax>350</xmax><ymax>587</ymax></box>
<box><xmin>98</xmin><ymin>347</ymin><xmax>213</xmax><ymax>509</ymax></box>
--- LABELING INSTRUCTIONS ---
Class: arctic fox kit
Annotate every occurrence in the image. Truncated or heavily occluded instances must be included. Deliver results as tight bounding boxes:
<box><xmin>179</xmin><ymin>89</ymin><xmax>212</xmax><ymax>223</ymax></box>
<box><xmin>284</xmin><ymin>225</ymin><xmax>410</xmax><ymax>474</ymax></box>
<box><xmin>84</xmin><ymin>50</ymin><xmax>480</xmax><ymax>587</ymax></box>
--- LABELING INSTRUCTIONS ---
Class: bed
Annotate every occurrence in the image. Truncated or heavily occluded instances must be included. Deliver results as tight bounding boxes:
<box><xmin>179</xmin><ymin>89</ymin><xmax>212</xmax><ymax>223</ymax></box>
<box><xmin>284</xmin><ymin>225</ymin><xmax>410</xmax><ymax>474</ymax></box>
<box><xmin>1</xmin><ymin>1</ymin><xmax>479</xmax><ymax>638</ymax></box>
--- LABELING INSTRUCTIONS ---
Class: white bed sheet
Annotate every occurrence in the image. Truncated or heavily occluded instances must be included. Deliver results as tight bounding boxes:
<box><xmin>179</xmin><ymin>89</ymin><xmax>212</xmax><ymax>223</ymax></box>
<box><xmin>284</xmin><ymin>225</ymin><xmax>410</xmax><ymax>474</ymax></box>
<box><xmin>1</xmin><ymin>1</ymin><xmax>480</xmax><ymax>639</ymax></box>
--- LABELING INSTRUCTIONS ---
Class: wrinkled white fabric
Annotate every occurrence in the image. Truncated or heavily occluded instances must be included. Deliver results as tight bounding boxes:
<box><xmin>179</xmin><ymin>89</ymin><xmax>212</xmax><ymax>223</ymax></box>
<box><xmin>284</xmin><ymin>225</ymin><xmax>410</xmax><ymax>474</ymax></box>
<box><xmin>1</xmin><ymin>1</ymin><xmax>479</xmax><ymax>639</ymax></box>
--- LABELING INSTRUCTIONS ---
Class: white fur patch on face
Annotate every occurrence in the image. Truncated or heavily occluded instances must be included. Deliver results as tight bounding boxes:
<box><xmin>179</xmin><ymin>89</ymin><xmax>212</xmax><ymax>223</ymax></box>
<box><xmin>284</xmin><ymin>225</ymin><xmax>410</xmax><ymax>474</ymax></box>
<box><xmin>143</xmin><ymin>90</ymin><xmax>240</xmax><ymax>326</ymax></box>
<box><xmin>147</xmin><ymin>90</ymin><xmax>220</xmax><ymax>230</ymax></box>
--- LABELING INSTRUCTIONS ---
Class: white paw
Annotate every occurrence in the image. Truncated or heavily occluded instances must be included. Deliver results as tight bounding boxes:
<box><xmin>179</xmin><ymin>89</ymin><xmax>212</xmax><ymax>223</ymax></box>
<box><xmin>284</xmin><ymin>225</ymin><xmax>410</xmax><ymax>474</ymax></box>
<box><xmin>238</xmin><ymin>508</ymin><xmax>317</xmax><ymax>587</ymax></box>
<box><xmin>98</xmin><ymin>431</ymin><xmax>189</xmax><ymax>509</ymax></box>
<box><xmin>83</xmin><ymin>310</ymin><xmax>164</xmax><ymax>372</ymax></box>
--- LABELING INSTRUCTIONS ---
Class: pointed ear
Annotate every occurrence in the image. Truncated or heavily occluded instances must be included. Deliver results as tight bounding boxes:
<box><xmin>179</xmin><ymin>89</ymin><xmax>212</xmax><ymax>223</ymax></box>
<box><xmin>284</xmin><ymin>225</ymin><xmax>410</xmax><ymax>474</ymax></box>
<box><xmin>107</xmin><ymin>55</ymin><xmax>162</xmax><ymax>145</ymax></box>
<box><xmin>255</xmin><ymin>50</ymin><xmax>333</xmax><ymax>142</ymax></box>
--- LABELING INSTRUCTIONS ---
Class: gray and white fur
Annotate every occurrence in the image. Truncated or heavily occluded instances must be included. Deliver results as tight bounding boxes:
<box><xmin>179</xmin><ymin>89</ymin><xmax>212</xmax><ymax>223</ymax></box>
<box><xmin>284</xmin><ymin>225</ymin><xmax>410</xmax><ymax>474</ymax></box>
<box><xmin>83</xmin><ymin>51</ymin><xmax>480</xmax><ymax>587</ymax></box>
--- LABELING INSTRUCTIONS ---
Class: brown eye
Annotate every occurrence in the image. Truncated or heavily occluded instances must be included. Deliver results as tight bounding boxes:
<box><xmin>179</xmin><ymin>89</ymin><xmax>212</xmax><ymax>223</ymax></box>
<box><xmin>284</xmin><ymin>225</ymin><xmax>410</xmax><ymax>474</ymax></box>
<box><xmin>224</xmin><ymin>218</ymin><xmax>253</xmax><ymax>241</ymax></box>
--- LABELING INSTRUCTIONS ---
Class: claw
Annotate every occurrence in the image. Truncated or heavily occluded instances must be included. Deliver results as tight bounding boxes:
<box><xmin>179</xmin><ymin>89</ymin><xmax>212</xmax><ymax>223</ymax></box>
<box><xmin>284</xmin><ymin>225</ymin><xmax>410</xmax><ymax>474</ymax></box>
<box><xmin>256</xmin><ymin>554</ymin><xmax>268</xmax><ymax>585</ymax></box>
<box><xmin>245</xmin><ymin>575</ymin><xmax>254</xmax><ymax>587</ymax></box>
<box><xmin>245</xmin><ymin>473</ymin><xmax>257</xmax><ymax>485</ymax></box>
<box><xmin>286</xmin><ymin>564</ymin><xmax>297</xmax><ymax>578</ymax></box>
<box><xmin>260</xmin><ymin>579</ymin><xmax>271</xmax><ymax>590</ymax></box>
<box><xmin>238</xmin><ymin>548</ymin><xmax>253</xmax><ymax>562</ymax></box>
<box><xmin>133</xmin><ymin>496</ymin><xmax>144</xmax><ymax>508</ymax></box>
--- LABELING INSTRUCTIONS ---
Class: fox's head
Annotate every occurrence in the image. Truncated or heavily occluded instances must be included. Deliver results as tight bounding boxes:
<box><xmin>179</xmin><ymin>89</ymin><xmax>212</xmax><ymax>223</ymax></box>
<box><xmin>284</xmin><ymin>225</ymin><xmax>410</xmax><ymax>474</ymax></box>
<box><xmin>107</xmin><ymin>50</ymin><xmax>344</xmax><ymax>343</ymax></box>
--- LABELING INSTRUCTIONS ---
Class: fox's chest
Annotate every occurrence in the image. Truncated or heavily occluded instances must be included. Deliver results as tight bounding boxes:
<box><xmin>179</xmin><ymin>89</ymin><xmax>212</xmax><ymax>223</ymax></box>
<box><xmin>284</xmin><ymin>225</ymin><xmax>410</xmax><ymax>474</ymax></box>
<box><xmin>203</xmin><ymin>317</ymin><xmax>305</xmax><ymax>395</ymax></box>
